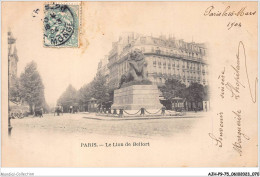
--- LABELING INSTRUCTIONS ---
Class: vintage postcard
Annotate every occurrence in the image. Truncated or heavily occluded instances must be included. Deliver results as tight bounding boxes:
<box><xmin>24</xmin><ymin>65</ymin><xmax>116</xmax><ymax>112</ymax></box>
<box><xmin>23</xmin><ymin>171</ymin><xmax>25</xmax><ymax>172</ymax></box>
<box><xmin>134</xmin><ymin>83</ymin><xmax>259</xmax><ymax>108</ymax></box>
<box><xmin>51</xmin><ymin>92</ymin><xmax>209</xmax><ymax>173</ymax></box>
<box><xmin>1</xmin><ymin>1</ymin><xmax>258</xmax><ymax>169</ymax></box>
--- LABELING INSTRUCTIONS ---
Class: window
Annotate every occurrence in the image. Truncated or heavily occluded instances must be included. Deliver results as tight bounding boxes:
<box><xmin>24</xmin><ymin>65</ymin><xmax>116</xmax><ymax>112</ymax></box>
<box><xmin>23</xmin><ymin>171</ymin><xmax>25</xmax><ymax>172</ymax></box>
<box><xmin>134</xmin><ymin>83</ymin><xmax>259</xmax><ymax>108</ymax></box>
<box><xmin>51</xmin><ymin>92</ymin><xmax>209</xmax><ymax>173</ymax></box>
<box><xmin>158</xmin><ymin>62</ymin><xmax>161</xmax><ymax>68</ymax></box>
<box><xmin>156</xmin><ymin>47</ymin><xmax>161</xmax><ymax>54</ymax></box>
<box><xmin>172</xmin><ymin>61</ymin><xmax>175</xmax><ymax>67</ymax></box>
<box><xmin>153</xmin><ymin>61</ymin><xmax>156</xmax><ymax>67</ymax></box>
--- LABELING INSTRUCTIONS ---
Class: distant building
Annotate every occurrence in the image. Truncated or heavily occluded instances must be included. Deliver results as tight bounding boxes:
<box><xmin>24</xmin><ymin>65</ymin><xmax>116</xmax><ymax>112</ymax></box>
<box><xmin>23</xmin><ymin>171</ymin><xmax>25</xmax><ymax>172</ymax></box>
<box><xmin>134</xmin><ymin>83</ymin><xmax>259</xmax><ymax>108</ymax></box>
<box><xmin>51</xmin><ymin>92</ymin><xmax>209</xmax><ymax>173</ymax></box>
<box><xmin>97</xmin><ymin>55</ymin><xmax>109</xmax><ymax>82</ymax></box>
<box><xmin>8</xmin><ymin>31</ymin><xmax>19</xmax><ymax>89</ymax></box>
<box><xmin>8</xmin><ymin>31</ymin><xmax>31</xmax><ymax>115</ymax></box>
<box><xmin>106</xmin><ymin>32</ymin><xmax>208</xmax><ymax>89</ymax></box>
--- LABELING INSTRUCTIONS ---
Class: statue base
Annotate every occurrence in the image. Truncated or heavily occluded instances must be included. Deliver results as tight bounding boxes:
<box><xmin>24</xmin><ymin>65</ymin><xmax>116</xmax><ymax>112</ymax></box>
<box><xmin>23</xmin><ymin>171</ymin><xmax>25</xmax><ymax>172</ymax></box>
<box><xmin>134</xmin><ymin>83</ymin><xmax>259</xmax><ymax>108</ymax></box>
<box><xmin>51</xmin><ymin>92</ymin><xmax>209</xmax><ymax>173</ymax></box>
<box><xmin>111</xmin><ymin>85</ymin><xmax>163</xmax><ymax>110</ymax></box>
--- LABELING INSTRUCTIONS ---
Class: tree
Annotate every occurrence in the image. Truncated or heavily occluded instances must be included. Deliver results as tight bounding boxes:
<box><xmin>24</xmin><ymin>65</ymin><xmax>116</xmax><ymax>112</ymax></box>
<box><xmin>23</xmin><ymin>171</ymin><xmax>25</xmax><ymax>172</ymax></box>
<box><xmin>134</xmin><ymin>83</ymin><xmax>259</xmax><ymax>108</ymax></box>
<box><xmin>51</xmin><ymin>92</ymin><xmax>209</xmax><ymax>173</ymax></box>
<box><xmin>160</xmin><ymin>78</ymin><xmax>186</xmax><ymax>100</ymax></box>
<box><xmin>57</xmin><ymin>84</ymin><xmax>78</xmax><ymax>112</ymax></box>
<box><xmin>91</xmin><ymin>73</ymin><xmax>110</xmax><ymax>107</ymax></box>
<box><xmin>185</xmin><ymin>82</ymin><xmax>205</xmax><ymax>107</ymax></box>
<box><xmin>77</xmin><ymin>82</ymin><xmax>93</xmax><ymax>111</ymax></box>
<box><xmin>9</xmin><ymin>76</ymin><xmax>21</xmax><ymax>103</ymax></box>
<box><xmin>76</xmin><ymin>73</ymin><xmax>114</xmax><ymax>111</ymax></box>
<box><xmin>20</xmin><ymin>61</ymin><xmax>45</xmax><ymax>114</ymax></box>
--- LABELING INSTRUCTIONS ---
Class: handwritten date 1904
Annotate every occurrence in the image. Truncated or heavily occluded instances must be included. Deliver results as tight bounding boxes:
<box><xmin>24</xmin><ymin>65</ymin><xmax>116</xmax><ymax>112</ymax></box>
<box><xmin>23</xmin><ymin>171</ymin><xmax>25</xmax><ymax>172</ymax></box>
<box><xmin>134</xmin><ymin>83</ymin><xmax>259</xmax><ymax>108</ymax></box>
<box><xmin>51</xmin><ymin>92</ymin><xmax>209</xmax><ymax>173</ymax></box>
<box><xmin>227</xmin><ymin>21</ymin><xmax>241</xmax><ymax>30</ymax></box>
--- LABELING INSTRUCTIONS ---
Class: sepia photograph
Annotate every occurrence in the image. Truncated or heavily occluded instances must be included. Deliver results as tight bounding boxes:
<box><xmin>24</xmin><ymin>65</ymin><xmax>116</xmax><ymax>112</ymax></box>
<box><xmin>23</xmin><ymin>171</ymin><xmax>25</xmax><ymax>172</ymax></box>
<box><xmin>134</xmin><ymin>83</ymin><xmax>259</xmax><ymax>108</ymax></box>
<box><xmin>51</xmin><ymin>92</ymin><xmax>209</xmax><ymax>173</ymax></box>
<box><xmin>1</xmin><ymin>1</ymin><xmax>258</xmax><ymax>174</ymax></box>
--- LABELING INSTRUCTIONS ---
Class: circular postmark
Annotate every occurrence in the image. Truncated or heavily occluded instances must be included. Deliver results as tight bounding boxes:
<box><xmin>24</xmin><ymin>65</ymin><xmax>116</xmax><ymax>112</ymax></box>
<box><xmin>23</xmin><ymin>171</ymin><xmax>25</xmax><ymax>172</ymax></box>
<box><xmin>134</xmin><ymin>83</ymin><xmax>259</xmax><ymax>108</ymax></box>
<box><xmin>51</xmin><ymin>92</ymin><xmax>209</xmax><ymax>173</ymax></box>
<box><xmin>44</xmin><ymin>4</ymin><xmax>74</xmax><ymax>46</ymax></box>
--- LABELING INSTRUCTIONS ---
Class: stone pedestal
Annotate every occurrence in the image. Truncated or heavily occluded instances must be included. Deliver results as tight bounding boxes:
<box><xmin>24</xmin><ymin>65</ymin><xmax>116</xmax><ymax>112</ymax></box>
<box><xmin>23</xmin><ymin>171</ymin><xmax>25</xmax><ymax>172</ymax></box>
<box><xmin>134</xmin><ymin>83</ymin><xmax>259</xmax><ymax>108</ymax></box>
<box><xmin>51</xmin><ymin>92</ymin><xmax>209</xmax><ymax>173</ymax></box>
<box><xmin>111</xmin><ymin>85</ymin><xmax>163</xmax><ymax>110</ymax></box>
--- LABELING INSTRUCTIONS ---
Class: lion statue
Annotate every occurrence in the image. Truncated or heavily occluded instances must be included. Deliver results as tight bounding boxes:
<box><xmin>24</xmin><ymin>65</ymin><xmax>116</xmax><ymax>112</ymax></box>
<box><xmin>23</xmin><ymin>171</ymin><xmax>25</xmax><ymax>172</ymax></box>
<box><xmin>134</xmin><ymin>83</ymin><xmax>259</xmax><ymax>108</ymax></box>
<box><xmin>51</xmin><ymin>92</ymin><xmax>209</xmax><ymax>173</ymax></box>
<box><xmin>118</xmin><ymin>49</ymin><xmax>149</xmax><ymax>88</ymax></box>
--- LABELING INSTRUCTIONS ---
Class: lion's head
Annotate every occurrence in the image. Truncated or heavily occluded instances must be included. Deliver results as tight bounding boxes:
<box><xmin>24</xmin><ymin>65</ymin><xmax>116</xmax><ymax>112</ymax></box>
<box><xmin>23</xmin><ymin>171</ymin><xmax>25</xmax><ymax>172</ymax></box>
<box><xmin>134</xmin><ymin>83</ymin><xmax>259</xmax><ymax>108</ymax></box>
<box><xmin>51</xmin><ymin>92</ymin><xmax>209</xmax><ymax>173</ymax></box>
<box><xmin>129</xmin><ymin>49</ymin><xmax>145</xmax><ymax>61</ymax></box>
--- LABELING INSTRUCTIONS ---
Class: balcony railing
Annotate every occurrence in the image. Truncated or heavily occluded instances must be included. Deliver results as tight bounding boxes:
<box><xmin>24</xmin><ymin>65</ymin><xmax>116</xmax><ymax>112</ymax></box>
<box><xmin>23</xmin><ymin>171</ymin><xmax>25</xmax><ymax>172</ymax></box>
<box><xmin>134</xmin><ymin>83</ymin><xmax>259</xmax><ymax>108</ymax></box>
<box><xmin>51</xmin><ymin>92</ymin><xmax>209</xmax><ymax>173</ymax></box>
<box><xmin>144</xmin><ymin>49</ymin><xmax>205</xmax><ymax>61</ymax></box>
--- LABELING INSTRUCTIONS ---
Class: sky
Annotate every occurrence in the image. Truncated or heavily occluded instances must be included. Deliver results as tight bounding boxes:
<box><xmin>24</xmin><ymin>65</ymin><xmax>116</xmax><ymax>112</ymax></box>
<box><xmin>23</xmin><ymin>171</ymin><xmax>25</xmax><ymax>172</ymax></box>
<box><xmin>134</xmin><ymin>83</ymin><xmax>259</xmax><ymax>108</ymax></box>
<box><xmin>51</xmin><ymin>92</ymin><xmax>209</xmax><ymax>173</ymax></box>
<box><xmin>2</xmin><ymin>1</ymin><xmax>225</xmax><ymax>107</ymax></box>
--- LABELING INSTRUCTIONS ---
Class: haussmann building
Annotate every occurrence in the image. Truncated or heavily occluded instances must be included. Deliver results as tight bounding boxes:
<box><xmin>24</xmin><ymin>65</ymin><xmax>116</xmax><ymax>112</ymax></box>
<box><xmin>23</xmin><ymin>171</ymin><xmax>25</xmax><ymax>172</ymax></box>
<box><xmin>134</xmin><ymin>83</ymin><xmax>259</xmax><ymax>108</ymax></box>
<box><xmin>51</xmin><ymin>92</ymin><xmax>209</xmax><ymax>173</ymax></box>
<box><xmin>98</xmin><ymin>33</ymin><xmax>209</xmax><ymax>111</ymax></box>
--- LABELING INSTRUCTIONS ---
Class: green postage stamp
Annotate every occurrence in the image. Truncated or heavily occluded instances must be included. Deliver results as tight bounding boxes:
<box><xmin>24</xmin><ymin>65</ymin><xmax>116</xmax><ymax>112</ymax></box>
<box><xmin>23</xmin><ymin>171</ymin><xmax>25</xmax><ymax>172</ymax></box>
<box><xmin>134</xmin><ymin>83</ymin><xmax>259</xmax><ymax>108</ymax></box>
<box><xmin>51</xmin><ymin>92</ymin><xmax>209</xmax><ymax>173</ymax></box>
<box><xmin>43</xmin><ymin>2</ymin><xmax>81</xmax><ymax>47</ymax></box>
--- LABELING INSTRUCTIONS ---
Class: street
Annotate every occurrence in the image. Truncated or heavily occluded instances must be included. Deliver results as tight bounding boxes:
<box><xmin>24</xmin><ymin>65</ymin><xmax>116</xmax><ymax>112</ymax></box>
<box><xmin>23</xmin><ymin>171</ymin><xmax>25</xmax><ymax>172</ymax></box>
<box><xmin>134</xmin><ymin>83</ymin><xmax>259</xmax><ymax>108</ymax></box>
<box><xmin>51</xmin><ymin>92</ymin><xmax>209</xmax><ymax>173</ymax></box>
<box><xmin>10</xmin><ymin>112</ymin><xmax>205</xmax><ymax>139</ymax></box>
<box><xmin>5</xmin><ymin>112</ymin><xmax>208</xmax><ymax>167</ymax></box>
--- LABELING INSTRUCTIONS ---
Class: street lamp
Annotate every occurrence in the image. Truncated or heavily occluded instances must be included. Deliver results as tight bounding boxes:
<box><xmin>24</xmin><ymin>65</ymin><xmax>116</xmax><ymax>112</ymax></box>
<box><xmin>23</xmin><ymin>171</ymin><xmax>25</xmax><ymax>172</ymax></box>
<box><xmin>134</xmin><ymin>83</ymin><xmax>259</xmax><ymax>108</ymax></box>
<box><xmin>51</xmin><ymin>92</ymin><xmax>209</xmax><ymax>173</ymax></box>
<box><xmin>8</xmin><ymin>110</ymin><xmax>12</xmax><ymax>136</ymax></box>
<box><xmin>8</xmin><ymin>58</ymin><xmax>13</xmax><ymax>136</ymax></box>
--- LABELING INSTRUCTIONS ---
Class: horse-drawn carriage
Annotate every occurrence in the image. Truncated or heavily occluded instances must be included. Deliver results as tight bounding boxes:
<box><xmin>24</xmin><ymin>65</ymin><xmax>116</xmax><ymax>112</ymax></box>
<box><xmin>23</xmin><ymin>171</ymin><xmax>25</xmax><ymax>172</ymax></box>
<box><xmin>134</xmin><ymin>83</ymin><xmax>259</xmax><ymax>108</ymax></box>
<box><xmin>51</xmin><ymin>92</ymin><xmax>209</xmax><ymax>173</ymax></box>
<box><xmin>54</xmin><ymin>105</ymin><xmax>63</xmax><ymax>116</ymax></box>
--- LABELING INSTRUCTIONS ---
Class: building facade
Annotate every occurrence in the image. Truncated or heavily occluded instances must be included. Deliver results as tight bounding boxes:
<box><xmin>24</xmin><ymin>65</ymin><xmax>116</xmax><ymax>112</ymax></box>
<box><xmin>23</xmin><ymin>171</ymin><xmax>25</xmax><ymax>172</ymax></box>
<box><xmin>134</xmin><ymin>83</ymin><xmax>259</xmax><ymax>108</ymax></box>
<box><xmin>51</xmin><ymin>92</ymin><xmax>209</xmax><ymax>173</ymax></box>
<box><xmin>106</xmin><ymin>33</ymin><xmax>208</xmax><ymax>90</ymax></box>
<box><xmin>97</xmin><ymin>55</ymin><xmax>109</xmax><ymax>82</ymax></box>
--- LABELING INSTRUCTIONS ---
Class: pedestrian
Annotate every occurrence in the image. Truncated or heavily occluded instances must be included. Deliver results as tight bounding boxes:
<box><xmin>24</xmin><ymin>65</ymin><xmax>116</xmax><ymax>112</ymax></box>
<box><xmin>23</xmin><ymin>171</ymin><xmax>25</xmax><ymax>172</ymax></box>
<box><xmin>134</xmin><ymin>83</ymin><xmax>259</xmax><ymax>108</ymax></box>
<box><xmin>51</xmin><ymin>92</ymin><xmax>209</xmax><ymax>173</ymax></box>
<box><xmin>70</xmin><ymin>106</ymin><xmax>73</xmax><ymax>113</ymax></box>
<box><xmin>61</xmin><ymin>106</ymin><xmax>63</xmax><ymax>115</ymax></box>
<box><xmin>40</xmin><ymin>107</ymin><xmax>43</xmax><ymax>118</ymax></box>
<box><xmin>161</xmin><ymin>106</ymin><xmax>166</xmax><ymax>116</ymax></box>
